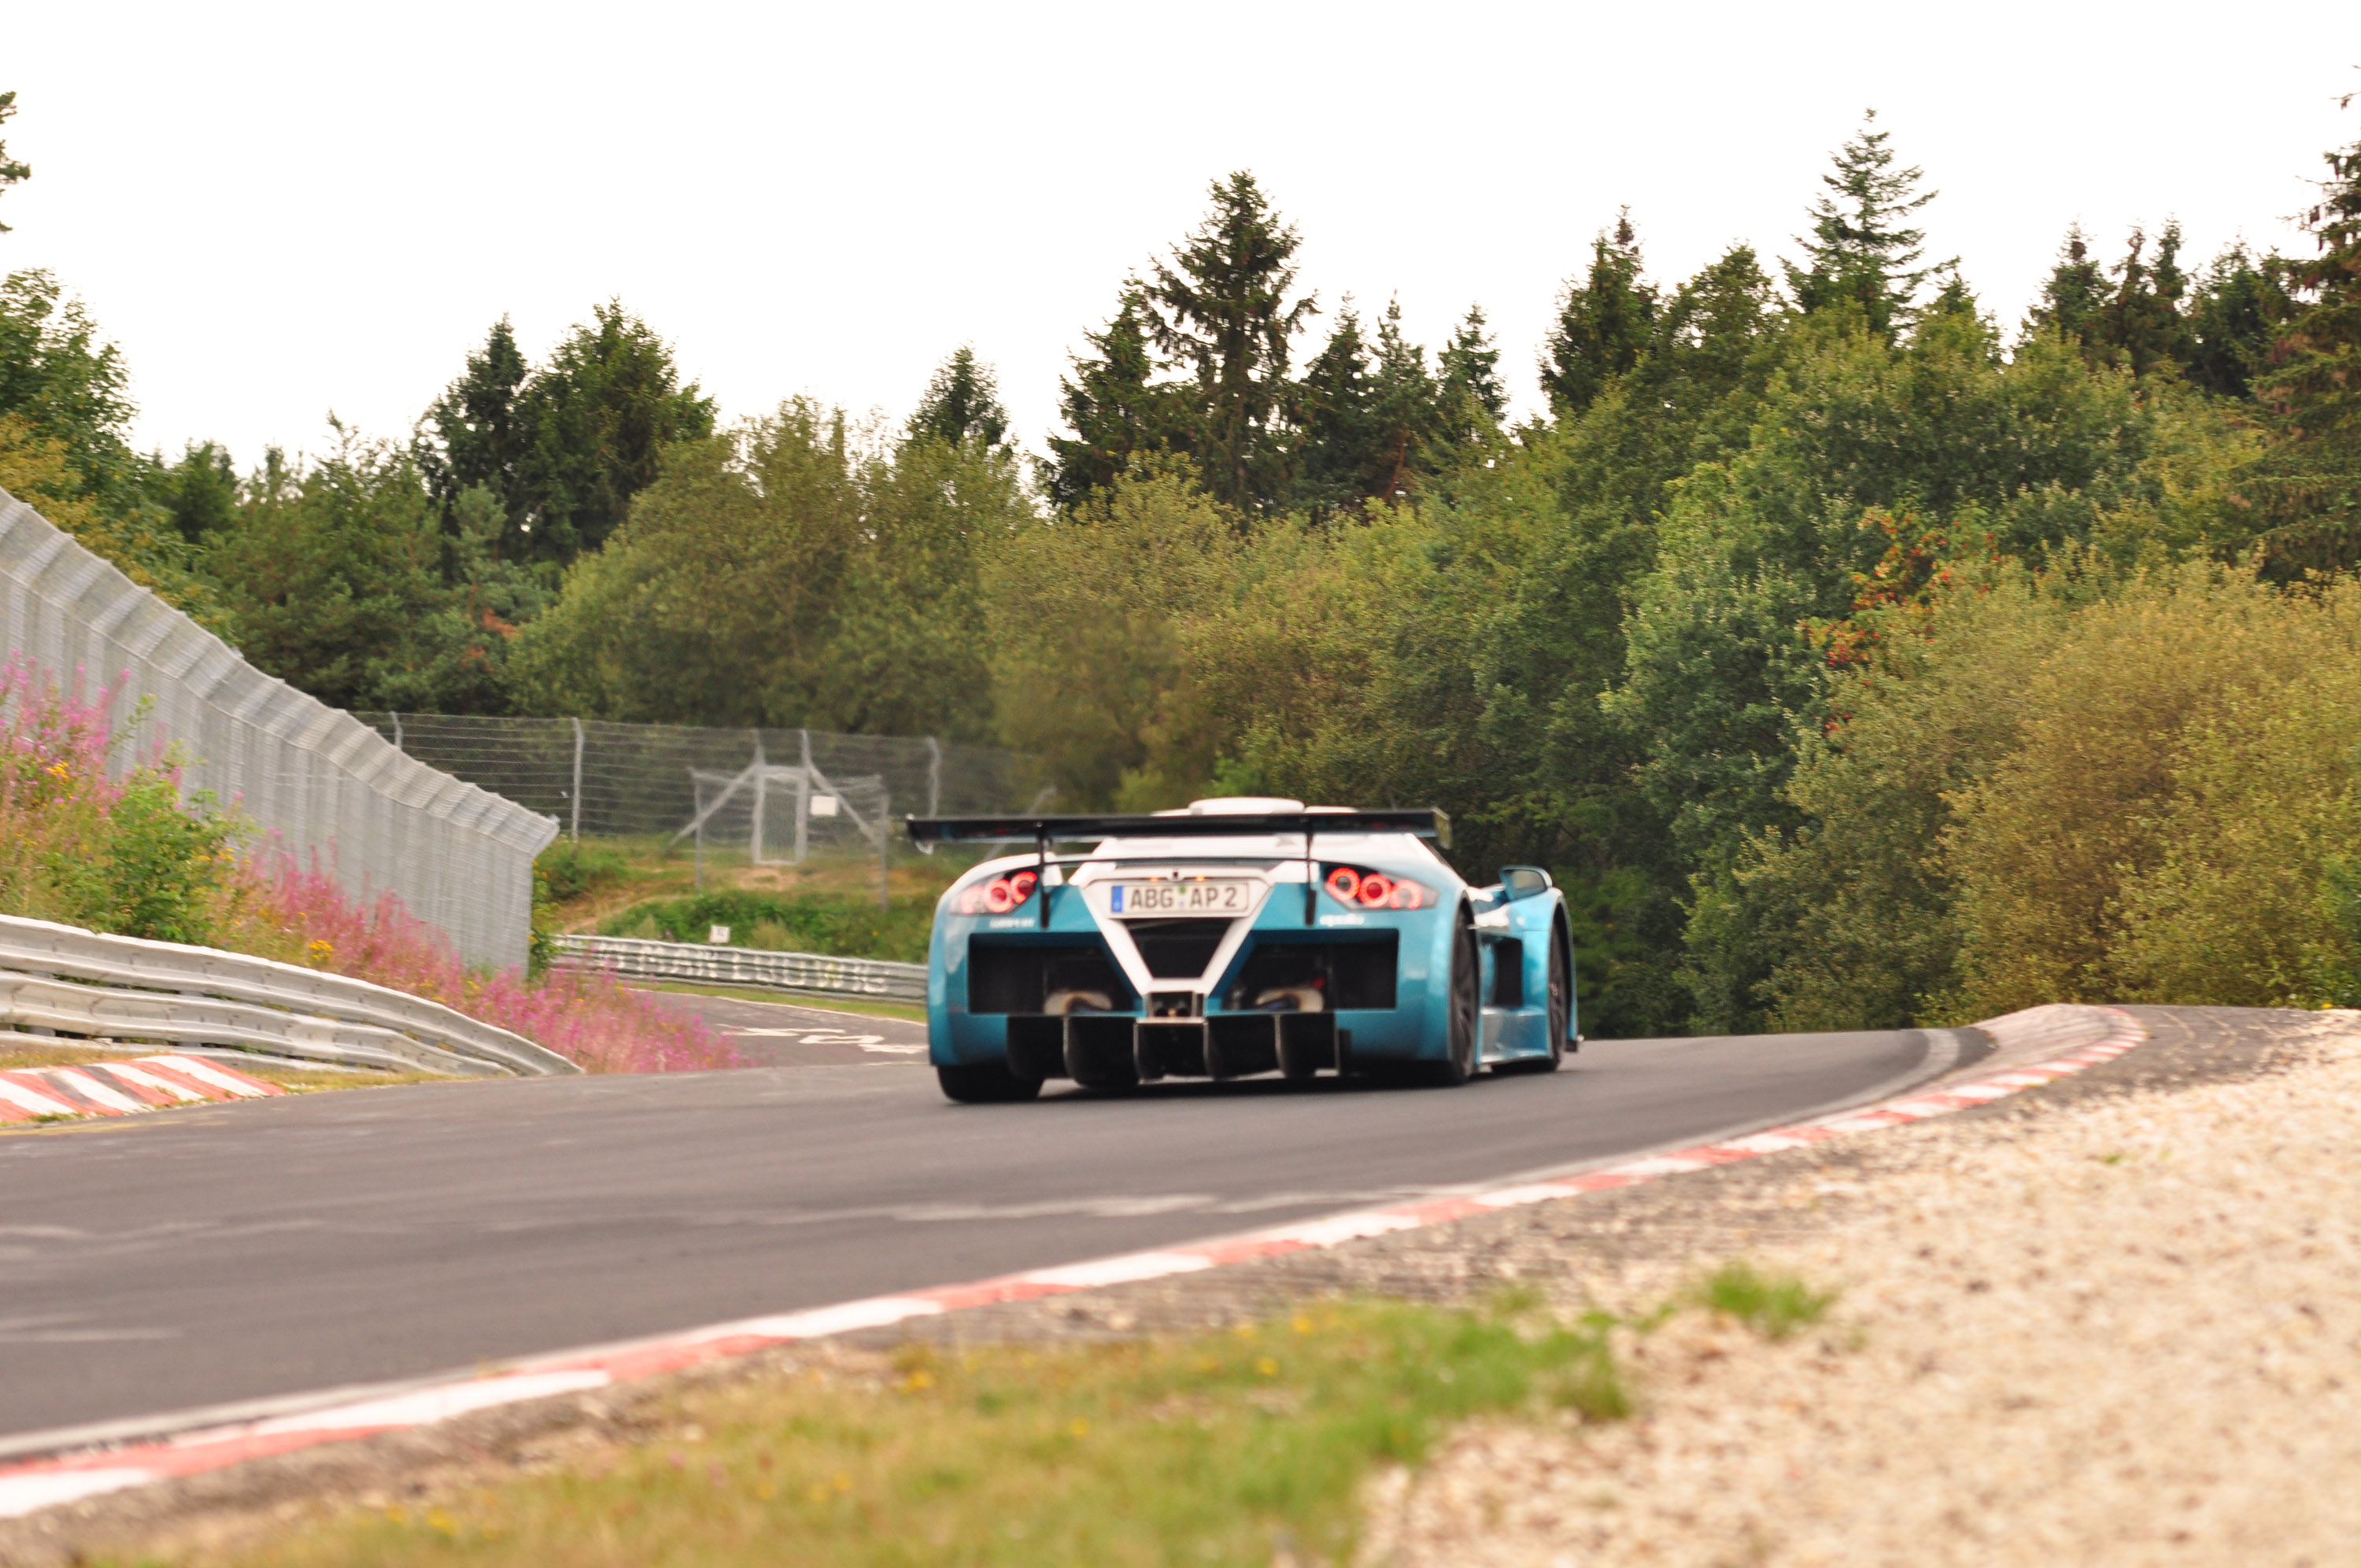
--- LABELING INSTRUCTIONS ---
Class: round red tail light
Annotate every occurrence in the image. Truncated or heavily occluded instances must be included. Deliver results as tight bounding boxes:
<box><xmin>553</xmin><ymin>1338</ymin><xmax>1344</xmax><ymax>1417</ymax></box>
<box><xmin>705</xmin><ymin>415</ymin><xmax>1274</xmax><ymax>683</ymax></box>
<box><xmin>984</xmin><ymin>880</ymin><xmax>1015</xmax><ymax>913</ymax></box>
<box><xmin>1325</xmin><ymin>867</ymin><xmax>1361</xmax><ymax>902</ymax></box>
<box><xmin>1356</xmin><ymin>873</ymin><xmax>1393</xmax><ymax>907</ymax></box>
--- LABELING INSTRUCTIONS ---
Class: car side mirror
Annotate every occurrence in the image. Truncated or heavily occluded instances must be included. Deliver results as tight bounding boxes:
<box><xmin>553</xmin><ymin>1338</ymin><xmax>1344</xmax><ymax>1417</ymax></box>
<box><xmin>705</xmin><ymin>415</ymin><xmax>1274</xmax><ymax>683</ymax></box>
<box><xmin>1498</xmin><ymin>866</ymin><xmax>1552</xmax><ymax>901</ymax></box>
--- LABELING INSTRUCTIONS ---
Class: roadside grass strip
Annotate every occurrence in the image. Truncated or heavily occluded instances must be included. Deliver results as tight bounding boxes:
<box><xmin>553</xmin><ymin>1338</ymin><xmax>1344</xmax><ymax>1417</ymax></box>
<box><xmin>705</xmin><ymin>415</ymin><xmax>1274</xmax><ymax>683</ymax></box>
<box><xmin>0</xmin><ymin>1054</ymin><xmax>281</xmax><ymax>1123</ymax></box>
<box><xmin>0</xmin><ymin>1006</ymin><xmax>2146</xmax><ymax>1529</ymax></box>
<box><xmin>124</xmin><ymin>1300</ymin><xmax>1655</xmax><ymax>1568</ymax></box>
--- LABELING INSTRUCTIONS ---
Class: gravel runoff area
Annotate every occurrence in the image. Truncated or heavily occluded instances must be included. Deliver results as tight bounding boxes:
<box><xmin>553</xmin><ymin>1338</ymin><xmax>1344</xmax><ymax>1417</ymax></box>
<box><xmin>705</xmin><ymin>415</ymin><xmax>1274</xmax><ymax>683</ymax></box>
<box><xmin>1355</xmin><ymin>1004</ymin><xmax>2361</xmax><ymax>1567</ymax></box>
<box><xmin>0</xmin><ymin>1004</ymin><xmax>2342</xmax><ymax>1566</ymax></box>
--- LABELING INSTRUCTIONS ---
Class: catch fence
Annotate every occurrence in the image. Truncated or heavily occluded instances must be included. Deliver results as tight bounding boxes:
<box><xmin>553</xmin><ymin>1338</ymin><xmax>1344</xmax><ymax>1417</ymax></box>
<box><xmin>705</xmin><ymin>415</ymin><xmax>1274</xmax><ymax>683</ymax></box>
<box><xmin>352</xmin><ymin>714</ymin><xmax>1048</xmax><ymax>901</ymax></box>
<box><xmin>0</xmin><ymin>489</ymin><xmax>555</xmax><ymax>968</ymax></box>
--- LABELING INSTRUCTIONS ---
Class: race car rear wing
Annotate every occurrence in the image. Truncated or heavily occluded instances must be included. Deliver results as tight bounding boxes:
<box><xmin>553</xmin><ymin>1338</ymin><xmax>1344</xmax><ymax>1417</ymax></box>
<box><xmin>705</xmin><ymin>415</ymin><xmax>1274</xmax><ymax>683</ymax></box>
<box><xmin>910</xmin><ymin>808</ymin><xmax>1451</xmax><ymax>928</ymax></box>
<box><xmin>906</xmin><ymin>807</ymin><xmax>1450</xmax><ymax>850</ymax></box>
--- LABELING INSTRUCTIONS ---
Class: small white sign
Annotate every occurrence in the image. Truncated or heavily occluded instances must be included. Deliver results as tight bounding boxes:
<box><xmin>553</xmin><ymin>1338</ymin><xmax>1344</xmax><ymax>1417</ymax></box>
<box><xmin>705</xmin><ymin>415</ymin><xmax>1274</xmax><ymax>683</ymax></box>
<box><xmin>811</xmin><ymin>795</ymin><xmax>840</xmax><ymax>818</ymax></box>
<box><xmin>708</xmin><ymin>924</ymin><xmax>732</xmax><ymax>945</ymax></box>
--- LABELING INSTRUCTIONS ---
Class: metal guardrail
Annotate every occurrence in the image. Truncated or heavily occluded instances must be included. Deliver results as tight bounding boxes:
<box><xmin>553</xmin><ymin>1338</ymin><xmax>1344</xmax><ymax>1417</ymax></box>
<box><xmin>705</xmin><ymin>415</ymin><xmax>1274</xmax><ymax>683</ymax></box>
<box><xmin>0</xmin><ymin>916</ymin><xmax>581</xmax><ymax>1077</ymax></box>
<box><xmin>550</xmin><ymin>933</ymin><xmax>927</xmax><ymax>1004</ymax></box>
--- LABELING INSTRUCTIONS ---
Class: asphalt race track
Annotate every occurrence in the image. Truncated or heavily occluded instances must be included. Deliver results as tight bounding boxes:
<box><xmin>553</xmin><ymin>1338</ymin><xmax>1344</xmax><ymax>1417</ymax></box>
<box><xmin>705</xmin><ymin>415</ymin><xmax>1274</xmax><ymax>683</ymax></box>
<box><xmin>0</xmin><ymin>1019</ymin><xmax>1971</xmax><ymax>1448</ymax></box>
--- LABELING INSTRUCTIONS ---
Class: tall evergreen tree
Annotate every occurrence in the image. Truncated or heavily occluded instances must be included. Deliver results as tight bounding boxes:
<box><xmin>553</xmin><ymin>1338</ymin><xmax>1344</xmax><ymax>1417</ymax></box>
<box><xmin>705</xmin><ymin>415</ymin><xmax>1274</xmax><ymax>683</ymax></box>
<box><xmin>1365</xmin><ymin>297</ymin><xmax>1439</xmax><ymax>500</ymax></box>
<box><xmin>0</xmin><ymin>91</ymin><xmax>29</xmax><ymax>234</ymax></box>
<box><xmin>2026</xmin><ymin>225</ymin><xmax>2108</xmax><ymax>344</ymax></box>
<box><xmin>1044</xmin><ymin>287</ymin><xmax>1172</xmax><ymax>511</ymax></box>
<box><xmin>1290</xmin><ymin>302</ymin><xmax>1378</xmax><ymax>517</ymax></box>
<box><xmin>2090</xmin><ymin>223</ymin><xmax>2194</xmax><ymax>377</ymax></box>
<box><xmin>157</xmin><ymin>440</ymin><xmax>238</xmax><ymax>543</ymax></box>
<box><xmin>907</xmin><ymin>345</ymin><xmax>1009</xmax><ymax>449</ymax></box>
<box><xmin>1439</xmin><ymin>304</ymin><xmax>1506</xmax><ymax>424</ymax></box>
<box><xmin>507</xmin><ymin>301</ymin><xmax>715</xmax><ymax>566</ymax></box>
<box><xmin>2246</xmin><ymin>112</ymin><xmax>2361</xmax><ymax>573</ymax></box>
<box><xmin>2182</xmin><ymin>244</ymin><xmax>2291</xmax><ymax>399</ymax></box>
<box><xmin>1142</xmin><ymin>172</ymin><xmax>1318</xmax><ymax>513</ymax></box>
<box><xmin>1786</xmin><ymin>109</ymin><xmax>1945</xmax><ymax>337</ymax></box>
<box><xmin>419</xmin><ymin>316</ymin><xmax>530</xmax><ymax>533</ymax></box>
<box><xmin>1542</xmin><ymin>210</ymin><xmax>1655</xmax><ymax>415</ymax></box>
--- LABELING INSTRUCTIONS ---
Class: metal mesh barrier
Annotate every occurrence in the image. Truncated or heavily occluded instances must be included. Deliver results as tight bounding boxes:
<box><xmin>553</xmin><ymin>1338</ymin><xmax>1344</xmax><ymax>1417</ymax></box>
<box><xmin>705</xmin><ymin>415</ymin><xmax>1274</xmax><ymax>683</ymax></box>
<box><xmin>350</xmin><ymin>714</ymin><xmax>1047</xmax><ymax>892</ymax></box>
<box><xmin>0</xmin><ymin>489</ymin><xmax>556</xmax><ymax>968</ymax></box>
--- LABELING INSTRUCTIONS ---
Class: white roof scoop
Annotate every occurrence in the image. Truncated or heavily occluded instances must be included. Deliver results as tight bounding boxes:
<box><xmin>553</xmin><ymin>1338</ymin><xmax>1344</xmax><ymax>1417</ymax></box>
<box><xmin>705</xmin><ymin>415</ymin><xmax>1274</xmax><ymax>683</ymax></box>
<box><xmin>1176</xmin><ymin>797</ymin><xmax>1306</xmax><ymax>815</ymax></box>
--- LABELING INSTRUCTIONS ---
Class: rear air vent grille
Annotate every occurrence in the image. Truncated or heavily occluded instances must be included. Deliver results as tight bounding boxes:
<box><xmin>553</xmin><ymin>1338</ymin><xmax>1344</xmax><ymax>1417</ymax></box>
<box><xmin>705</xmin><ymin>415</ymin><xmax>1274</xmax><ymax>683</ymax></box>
<box><xmin>1126</xmin><ymin>919</ymin><xmax>1232</xmax><ymax>979</ymax></box>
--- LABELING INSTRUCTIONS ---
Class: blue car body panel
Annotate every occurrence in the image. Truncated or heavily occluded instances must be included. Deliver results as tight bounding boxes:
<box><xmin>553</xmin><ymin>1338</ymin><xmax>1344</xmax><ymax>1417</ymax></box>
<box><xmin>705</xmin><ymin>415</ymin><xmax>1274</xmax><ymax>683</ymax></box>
<box><xmin>918</xmin><ymin>804</ymin><xmax>1576</xmax><ymax>1083</ymax></box>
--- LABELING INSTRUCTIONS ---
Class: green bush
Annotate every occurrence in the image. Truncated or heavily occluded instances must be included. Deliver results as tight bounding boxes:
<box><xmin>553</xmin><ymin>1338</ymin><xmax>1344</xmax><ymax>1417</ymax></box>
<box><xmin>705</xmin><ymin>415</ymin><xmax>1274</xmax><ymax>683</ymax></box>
<box><xmin>600</xmin><ymin>890</ymin><xmax>933</xmax><ymax>964</ymax></box>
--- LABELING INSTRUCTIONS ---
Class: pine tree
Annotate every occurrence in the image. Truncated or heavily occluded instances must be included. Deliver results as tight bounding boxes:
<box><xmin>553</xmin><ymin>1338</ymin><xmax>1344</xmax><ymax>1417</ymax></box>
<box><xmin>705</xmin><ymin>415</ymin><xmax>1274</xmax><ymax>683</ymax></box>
<box><xmin>2090</xmin><ymin>223</ymin><xmax>2195</xmax><ymax>377</ymax></box>
<box><xmin>1142</xmin><ymin>172</ymin><xmax>1318</xmax><ymax>513</ymax></box>
<box><xmin>2182</xmin><ymin>244</ymin><xmax>2292</xmax><ymax>399</ymax></box>
<box><xmin>1542</xmin><ymin>210</ymin><xmax>1655</xmax><ymax>415</ymax></box>
<box><xmin>907</xmin><ymin>346</ymin><xmax>1009</xmax><ymax>449</ymax></box>
<box><xmin>508</xmin><ymin>302</ymin><xmax>715</xmax><ymax>566</ymax></box>
<box><xmin>420</xmin><ymin>316</ymin><xmax>530</xmax><ymax>534</ymax></box>
<box><xmin>0</xmin><ymin>92</ymin><xmax>29</xmax><ymax>234</ymax></box>
<box><xmin>1439</xmin><ymin>304</ymin><xmax>1506</xmax><ymax>424</ymax></box>
<box><xmin>2246</xmin><ymin>109</ymin><xmax>2361</xmax><ymax>573</ymax></box>
<box><xmin>1044</xmin><ymin>287</ymin><xmax>1173</xmax><ymax>511</ymax></box>
<box><xmin>1786</xmin><ymin>109</ymin><xmax>1945</xmax><ymax>337</ymax></box>
<box><xmin>1365</xmin><ymin>297</ymin><xmax>1439</xmax><ymax>501</ymax></box>
<box><xmin>1291</xmin><ymin>302</ymin><xmax>1378</xmax><ymax>517</ymax></box>
<box><xmin>2026</xmin><ymin>225</ymin><xmax>2108</xmax><ymax>344</ymax></box>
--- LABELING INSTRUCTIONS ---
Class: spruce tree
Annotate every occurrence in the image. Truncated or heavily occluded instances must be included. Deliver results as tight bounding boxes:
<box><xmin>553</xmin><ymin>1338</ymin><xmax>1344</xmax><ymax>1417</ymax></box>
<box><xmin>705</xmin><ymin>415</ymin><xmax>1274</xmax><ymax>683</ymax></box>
<box><xmin>1365</xmin><ymin>297</ymin><xmax>1439</xmax><ymax>501</ymax></box>
<box><xmin>2026</xmin><ymin>226</ymin><xmax>2108</xmax><ymax>344</ymax></box>
<box><xmin>2247</xmin><ymin>112</ymin><xmax>2361</xmax><ymax>573</ymax></box>
<box><xmin>1439</xmin><ymin>305</ymin><xmax>1506</xmax><ymax>424</ymax></box>
<box><xmin>1142</xmin><ymin>172</ymin><xmax>1318</xmax><ymax>513</ymax></box>
<box><xmin>907</xmin><ymin>345</ymin><xmax>1008</xmax><ymax>449</ymax></box>
<box><xmin>2090</xmin><ymin>223</ymin><xmax>2195</xmax><ymax>377</ymax></box>
<box><xmin>2182</xmin><ymin>244</ymin><xmax>2292</xmax><ymax>399</ymax></box>
<box><xmin>420</xmin><ymin>316</ymin><xmax>530</xmax><ymax>535</ymax></box>
<box><xmin>1786</xmin><ymin>109</ymin><xmax>1945</xmax><ymax>337</ymax></box>
<box><xmin>1542</xmin><ymin>210</ymin><xmax>1655</xmax><ymax>415</ymax></box>
<box><xmin>508</xmin><ymin>302</ymin><xmax>715</xmax><ymax>566</ymax></box>
<box><xmin>1291</xmin><ymin>303</ymin><xmax>1378</xmax><ymax>517</ymax></box>
<box><xmin>1044</xmin><ymin>287</ymin><xmax>1173</xmax><ymax>511</ymax></box>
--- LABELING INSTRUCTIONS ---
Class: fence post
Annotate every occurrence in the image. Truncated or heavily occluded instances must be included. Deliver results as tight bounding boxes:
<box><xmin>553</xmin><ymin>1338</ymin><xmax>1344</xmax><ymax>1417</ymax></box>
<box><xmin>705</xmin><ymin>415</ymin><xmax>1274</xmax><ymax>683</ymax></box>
<box><xmin>390</xmin><ymin>711</ymin><xmax>402</xmax><ymax>752</ymax></box>
<box><xmin>795</xmin><ymin>729</ymin><xmax>812</xmax><ymax>865</ymax></box>
<box><xmin>569</xmin><ymin>717</ymin><xmax>584</xmax><ymax>845</ymax></box>
<box><xmin>750</xmin><ymin>732</ymin><xmax>767</xmax><ymax>864</ymax></box>
<box><xmin>926</xmin><ymin>736</ymin><xmax>940</xmax><ymax>819</ymax></box>
<box><xmin>879</xmin><ymin>788</ymin><xmax>891</xmax><ymax>913</ymax></box>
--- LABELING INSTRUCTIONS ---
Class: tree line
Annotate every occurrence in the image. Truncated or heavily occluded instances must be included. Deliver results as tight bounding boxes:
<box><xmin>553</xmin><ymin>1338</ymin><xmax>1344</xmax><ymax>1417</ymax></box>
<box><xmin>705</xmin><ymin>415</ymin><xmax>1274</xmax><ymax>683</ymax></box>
<box><xmin>5</xmin><ymin>91</ymin><xmax>2359</xmax><ymax>1034</ymax></box>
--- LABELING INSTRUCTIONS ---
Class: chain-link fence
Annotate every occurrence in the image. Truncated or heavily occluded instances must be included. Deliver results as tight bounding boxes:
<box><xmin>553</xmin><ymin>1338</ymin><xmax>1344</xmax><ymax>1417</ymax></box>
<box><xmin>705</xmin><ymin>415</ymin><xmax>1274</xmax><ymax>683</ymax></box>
<box><xmin>351</xmin><ymin>714</ymin><xmax>1049</xmax><ymax>899</ymax></box>
<box><xmin>0</xmin><ymin>489</ymin><xmax>556</xmax><ymax>968</ymax></box>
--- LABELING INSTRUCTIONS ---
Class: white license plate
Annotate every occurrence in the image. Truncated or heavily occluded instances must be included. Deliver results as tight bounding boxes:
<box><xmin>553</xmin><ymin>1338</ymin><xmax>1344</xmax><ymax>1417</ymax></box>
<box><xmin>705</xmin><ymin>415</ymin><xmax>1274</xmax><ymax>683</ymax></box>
<box><xmin>1108</xmin><ymin>880</ymin><xmax>1255</xmax><ymax>916</ymax></box>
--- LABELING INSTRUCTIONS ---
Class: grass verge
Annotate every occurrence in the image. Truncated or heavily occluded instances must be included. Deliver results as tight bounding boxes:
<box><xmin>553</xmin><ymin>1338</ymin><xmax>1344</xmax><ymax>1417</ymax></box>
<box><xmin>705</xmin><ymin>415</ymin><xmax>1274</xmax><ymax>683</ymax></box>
<box><xmin>159</xmin><ymin>1299</ymin><xmax>1630</xmax><ymax>1568</ymax></box>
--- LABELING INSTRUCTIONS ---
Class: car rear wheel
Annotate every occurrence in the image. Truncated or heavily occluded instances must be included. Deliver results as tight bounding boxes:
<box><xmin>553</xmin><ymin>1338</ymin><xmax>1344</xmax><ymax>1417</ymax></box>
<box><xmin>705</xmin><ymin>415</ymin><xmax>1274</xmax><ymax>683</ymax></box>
<box><xmin>937</xmin><ymin>1061</ymin><xmax>1045</xmax><ymax>1104</ymax></box>
<box><xmin>1413</xmin><ymin>915</ymin><xmax>1480</xmax><ymax>1088</ymax></box>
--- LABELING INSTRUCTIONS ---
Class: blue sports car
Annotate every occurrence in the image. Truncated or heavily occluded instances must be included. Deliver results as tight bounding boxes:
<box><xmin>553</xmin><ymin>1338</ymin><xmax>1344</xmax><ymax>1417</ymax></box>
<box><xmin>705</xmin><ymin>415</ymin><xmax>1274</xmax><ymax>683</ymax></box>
<box><xmin>905</xmin><ymin>798</ymin><xmax>1577</xmax><ymax>1102</ymax></box>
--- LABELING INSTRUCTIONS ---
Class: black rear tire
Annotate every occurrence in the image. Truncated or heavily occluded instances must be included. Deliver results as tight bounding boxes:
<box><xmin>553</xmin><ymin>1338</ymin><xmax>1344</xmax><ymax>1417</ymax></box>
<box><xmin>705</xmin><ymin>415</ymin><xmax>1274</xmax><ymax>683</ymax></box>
<box><xmin>1414</xmin><ymin>914</ymin><xmax>1481</xmax><ymax>1087</ymax></box>
<box><xmin>936</xmin><ymin>1061</ymin><xmax>1045</xmax><ymax>1103</ymax></box>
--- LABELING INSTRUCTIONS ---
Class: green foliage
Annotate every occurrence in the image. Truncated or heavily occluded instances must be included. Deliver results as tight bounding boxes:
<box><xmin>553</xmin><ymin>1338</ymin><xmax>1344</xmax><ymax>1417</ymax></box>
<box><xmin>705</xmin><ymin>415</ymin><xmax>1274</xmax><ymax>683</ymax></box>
<box><xmin>1142</xmin><ymin>172</ymin><xmax>1321</xmax><ymax>513</ymax></box>
<box><xmin>421</xmin><ymin>304</ymin><xmax>717</xmax><ymax>567</ymax></box>
<box><xmin>44</xmin><ymin>772</ymin><xmax>238</xmax><ymax>946</ymax></box>
<box><xmin>515</xmin><ymin>399</ymin><xmax>1018</xmax><ymax>735</ymax></box>
<box><xmin>600</xmin><ymin>890</ymin><xmax>933</xmax><ymax>964</ymax></box>
<box><xmin>1785</xmin><ymin>109</ymin><xmax>1947</xmax><ymax>337</ymax></box>
<box><xmin>219</xmin><ymin>1300</ymin><xmax>1629</xmax><ymax>1568</ymax></box>
<box><xmin>0</xmin><ymin>271</ymin><xmax>224</xmax><ymax>622</ymax></box>
<box><xmin>1542</xmin><ymin>208</ymin><xmax>1657</xmax><ymax>414</ymax></box>
<box><xmin>1688</xmin><ymin>1260</ymin><xmax>1838</xmax><ymax>1340</ymax></box>
<box><xmin>2241</xmin><ymin>116</ymin><xmax>2361</xmax><ymax>574</ymax></box>
<box><xmin>907</xmin><ymin>345</ymin><xmax>1009</xmax><ymax>449</ymax></box>
<box><xmin>205</xmin><ymin>426</ymin><xmax>543</xmax><ymax>713</ymax></box>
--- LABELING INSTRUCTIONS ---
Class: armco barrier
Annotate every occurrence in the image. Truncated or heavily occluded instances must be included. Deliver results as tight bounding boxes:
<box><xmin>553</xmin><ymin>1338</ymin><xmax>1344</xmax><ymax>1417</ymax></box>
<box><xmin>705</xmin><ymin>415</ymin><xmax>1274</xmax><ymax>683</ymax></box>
<box><xmin>0</xmin><ymin>915</ymin><xmax>580</xmax><ymax>1077</ymax></box>
<box><xmin>550</xmin><ymin>933</ymin><xmax>926</xmax><ymax>1004</ymax></box>
<box><xmin>0</xmin><ymin>489</ymin><xmax>556</xmax><ymax>968</ymax></box>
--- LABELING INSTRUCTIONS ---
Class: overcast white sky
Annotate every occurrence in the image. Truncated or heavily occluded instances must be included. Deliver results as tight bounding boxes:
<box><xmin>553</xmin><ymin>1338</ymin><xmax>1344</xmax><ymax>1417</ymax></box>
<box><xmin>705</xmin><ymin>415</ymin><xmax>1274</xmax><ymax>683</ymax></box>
<box><xmin>7</xmin><ymin>2</ymin><xmax>2357</xmax><ymax>470</ymax></box>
